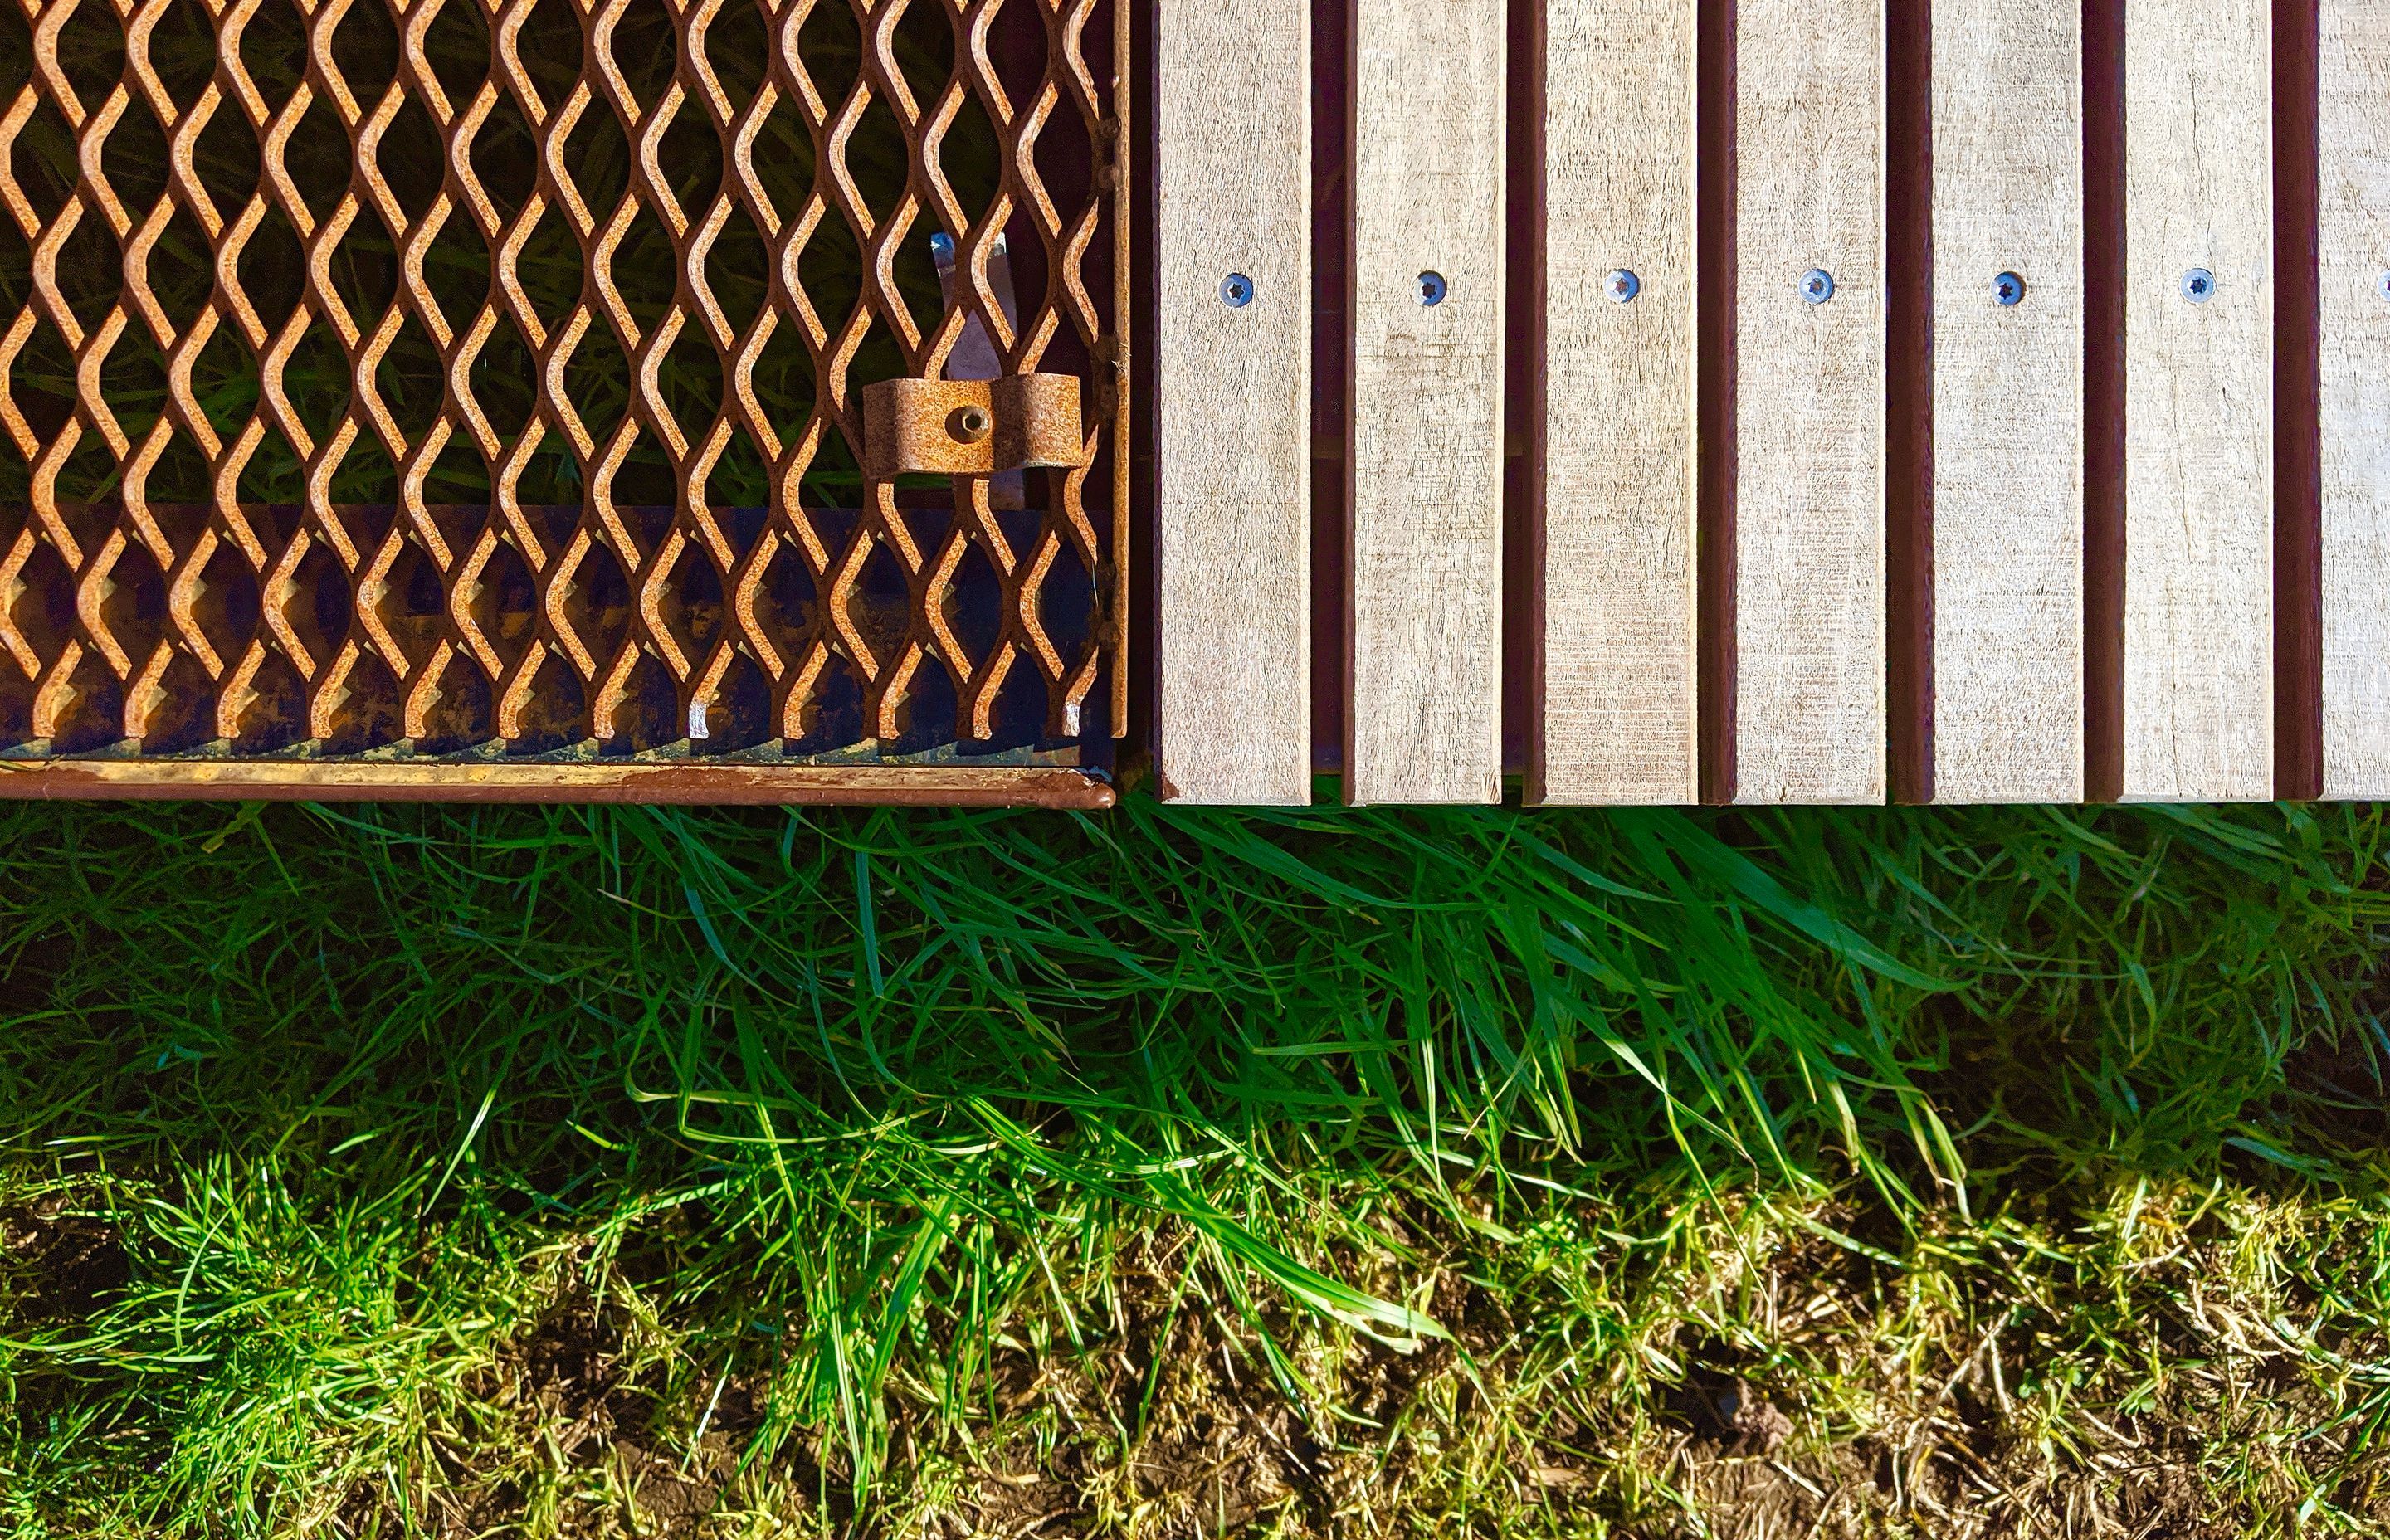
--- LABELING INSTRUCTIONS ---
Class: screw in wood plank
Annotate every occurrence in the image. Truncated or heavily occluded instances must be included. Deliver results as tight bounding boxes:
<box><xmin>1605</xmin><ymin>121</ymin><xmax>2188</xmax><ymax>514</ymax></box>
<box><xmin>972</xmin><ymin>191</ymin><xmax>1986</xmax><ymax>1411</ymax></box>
<box><xmin>2180</xmin><ymin>267</ymin><xmax>2214</xmax><ymax>303</ymax></box>
<box><xmin>1220</xmin><ymin>272</ymin><xmax>1254</xmax><ymax>307</ymax></box>
<box><xmin>1993</xmin><ymin>270</ymin><xmax>2027</xmax><ymax>306</ymax></box>
<box><xmin>2377</xmin><ymin>271</ymin><xmax>2390</xmax><ymax>301</ymax></box>
<box><xmin>1606</xmin><ymin>269</ymin><xmax>1641</xmax><ymax>304</ymax></box>
<box><xmin>1417</xmin><ymin>270</ymin><xmax>1448</xmax><ymax>305</ymax></box>
<box><xmin>1799</xmin><ymin>269</ymin><xmax>1835</xmax><ymax>305</ymax></box>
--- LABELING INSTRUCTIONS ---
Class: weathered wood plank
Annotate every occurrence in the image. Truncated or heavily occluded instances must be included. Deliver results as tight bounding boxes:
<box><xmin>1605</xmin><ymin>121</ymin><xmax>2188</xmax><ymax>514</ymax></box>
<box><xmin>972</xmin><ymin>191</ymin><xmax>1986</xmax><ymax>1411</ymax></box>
<box><xmin>1154</xmin><ymin>0</ymin><xmax>1312</xmax><ymax>804</ymax></box>
<box><xmin>1346</xmin><ymin>0</ymin><xmax>1507</xmax><ymax>805</ymax></box>
<box><xmin>1927</xmin><ymin>0</ymin><xmax>2084</xmax><ymax>802</ymax></box>
<box><xmin>2120</xmin><ymin>0</ymin><xmax>2274</xmax><ymax>800</ymax></box>
<box><xmin>2320</xmin><ymin>0</ymin><xmax>2390</xmax><ymax>797</ymax></box>
<box><xmin>1531</xmin><ymin>0</ymin><xmax>1698</xmax><ymax>806</ymax></box>
<box><xmin>1732</xmin><ymin>0</ymin><xmax>1886</xmax><ymax>804</ymax></box>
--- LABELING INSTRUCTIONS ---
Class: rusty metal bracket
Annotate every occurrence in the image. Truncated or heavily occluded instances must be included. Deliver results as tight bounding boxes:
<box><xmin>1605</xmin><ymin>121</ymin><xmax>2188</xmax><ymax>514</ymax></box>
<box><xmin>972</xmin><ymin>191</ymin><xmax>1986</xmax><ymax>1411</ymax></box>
<box><xmin>861</xmin><ymin>376</ymin><xmax>1087</xmax><ymax>480</ymax></box>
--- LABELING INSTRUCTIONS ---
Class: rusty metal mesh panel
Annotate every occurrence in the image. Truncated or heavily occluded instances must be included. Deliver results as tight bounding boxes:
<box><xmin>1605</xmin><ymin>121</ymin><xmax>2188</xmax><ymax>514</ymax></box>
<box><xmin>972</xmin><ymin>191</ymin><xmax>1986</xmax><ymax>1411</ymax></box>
<box><xmin>0</xmin><ymin>0</ymin><xmax>1124</xmax><ymax>768</ymax></box>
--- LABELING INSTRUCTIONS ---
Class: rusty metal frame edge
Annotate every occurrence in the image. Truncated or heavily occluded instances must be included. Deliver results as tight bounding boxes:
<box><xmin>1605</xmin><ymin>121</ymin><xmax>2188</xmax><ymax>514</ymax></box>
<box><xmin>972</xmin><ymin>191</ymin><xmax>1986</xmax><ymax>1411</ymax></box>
<box><xmin>1111</xmin><ymin>0</ymin><xmax>1134</xmax><ymax>759</ymax></box>
<box><xmin>0</xmin><ymin>758</ymin><xmax>1116</xmax><ymax>808</ymax></box>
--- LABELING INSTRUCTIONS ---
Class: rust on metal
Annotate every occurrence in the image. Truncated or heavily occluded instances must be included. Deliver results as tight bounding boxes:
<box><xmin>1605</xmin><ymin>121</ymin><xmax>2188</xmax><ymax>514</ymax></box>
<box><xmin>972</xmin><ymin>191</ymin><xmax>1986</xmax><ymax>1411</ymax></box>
<box><xmin>0</xmin><ymin>0</ymin><xmax>1129</xmax><ymax>799</ymax></box>
<box><xmin>0</xmin><ymin>756</ymin><xmax>1118</xmax><ymax>807</ymax></box>
<box><xmin>861</xmin><ymin>371</ymin><xmax>1081</xmax><ymax>478</ymax></box>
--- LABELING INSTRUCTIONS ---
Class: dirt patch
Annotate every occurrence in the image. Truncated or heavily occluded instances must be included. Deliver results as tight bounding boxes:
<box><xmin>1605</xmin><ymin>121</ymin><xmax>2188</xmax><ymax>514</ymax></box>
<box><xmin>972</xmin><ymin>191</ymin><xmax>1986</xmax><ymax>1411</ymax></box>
<box><xmin>1</xmin><ymin>1189</ymin><xmax>129</xmax><ymax>1324</ymax></box>
<box><xmin>889</xmin><ymin>1201</ymin><xmax>2389</xmax><ymax>1540</ymax></box>
<box><xmin>1652</xmin><ymin>1381</ymin><xmax>2264</xmax><ymax>1540</ymax></box>
<box><xmin>400</xmin><ymin>1260</ymin><xmax>804</xmax><ymax>1539</ymax></box>
<box><xmin>905</xmin><ymin>1265</ymin><xmax>1338</xmax><ymax>1539</ymax></box>
<box><xmin>2277</xmin><ymin>1036</ymin><xmax>2390</xmax><ymax>1152</ymax></box>
<box><xmin>109</xmin><ymin>1191</ymin><xmax>2387</xmax><ymax>1539</ymax></box>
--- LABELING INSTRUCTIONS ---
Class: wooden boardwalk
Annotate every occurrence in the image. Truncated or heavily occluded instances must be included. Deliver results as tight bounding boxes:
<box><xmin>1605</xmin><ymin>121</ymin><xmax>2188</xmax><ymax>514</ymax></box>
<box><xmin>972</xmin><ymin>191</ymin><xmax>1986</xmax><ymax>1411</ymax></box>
<box><xmin>1154</xmin><ymin>0</ymin><xmax>2382</xmax><ymax>805</ymax></box>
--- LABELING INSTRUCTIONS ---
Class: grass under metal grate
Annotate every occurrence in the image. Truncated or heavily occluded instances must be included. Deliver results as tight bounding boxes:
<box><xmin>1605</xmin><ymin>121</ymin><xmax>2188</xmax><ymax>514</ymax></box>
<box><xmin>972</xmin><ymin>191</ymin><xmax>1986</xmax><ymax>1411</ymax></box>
<box><xmin>0</xmin><ymin>0</ymin><xmax>1020</xmax><ymax>509</ymax></box>
<box><xmin>0</xmin><ymin>0</ymin><xmax>1124</xmax><ymax>762</ymax></box>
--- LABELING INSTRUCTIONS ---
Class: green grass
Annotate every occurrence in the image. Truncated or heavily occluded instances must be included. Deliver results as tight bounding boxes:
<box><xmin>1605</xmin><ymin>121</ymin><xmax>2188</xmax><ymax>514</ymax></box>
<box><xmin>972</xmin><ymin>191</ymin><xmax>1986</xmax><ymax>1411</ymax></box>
<box><xmin>1</xmin><ymin>796</ymin><xmax>2387</xmax><ymax>1536</ymax></box>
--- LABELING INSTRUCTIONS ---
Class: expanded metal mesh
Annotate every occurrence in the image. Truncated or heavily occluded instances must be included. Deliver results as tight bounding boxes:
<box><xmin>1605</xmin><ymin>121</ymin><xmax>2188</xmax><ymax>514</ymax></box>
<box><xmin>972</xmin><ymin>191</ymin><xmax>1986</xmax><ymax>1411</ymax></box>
<box><xmin>0</xmin><ymin>0</ymin><xmax>1124</xmax><ymax>768</ymax></box>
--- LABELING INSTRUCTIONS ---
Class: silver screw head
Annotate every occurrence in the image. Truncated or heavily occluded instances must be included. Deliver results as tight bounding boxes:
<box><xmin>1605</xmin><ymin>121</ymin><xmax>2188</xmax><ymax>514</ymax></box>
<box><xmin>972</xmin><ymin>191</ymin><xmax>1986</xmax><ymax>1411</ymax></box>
<box><xmin>1993</xmin><ymin>270</ymin><xmax>2026</xmax><ymax>307</ymax></box>
<box><xmin>1605</xmin><ymin>268</ymin><xmax>1641</xmax><ymax>304</ymax></box>
<box><xmin>2180</xmin><ymin>267</ymin><xmax>2215</xmax><ymax>303</ymax></box>
<box><xmin>1417</xmin><ymin>270</ymin><xmax>1448</xmax><ymax>306</ymax></box>
<box><xmin>1800</xmin><ymin>268</ymin><xmax>1835</xmax><ymax>305</ymax></box>
<box><xmin>1220</xmin><ymin>272</ymin><xmax>1254</xmax><ymax>308</ymax></box>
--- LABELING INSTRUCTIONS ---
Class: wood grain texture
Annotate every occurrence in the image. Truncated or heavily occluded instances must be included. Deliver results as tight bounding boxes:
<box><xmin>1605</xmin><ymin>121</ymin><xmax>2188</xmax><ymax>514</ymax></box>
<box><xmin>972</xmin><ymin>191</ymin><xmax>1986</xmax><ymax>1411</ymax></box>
<box><xmin>1928</xmin><ymin>0</ymin><xmax>2085</xmax><ymax>802</ymax></box>
<box><xmin>1154</xmin><ymin>0</ymin><xmax>1310</xmax><ymax>804</ymax></box>
<box><xmin>2319</xmin><ymin>0</ymin><xmax>2390</xmax><ymax>797</ymax></box>
<box><xmin>1347</xmin><ymin>0</ymin><xmax>1507</xmax><ymax>805</ymax></box>
<box><xmin>1732</xmin><ymin>0</ymin><xmax>1885</xmax><ymax>803</ymax></box>
<box><xmin>2121</xmin><ymin>0</ymin><xmax>2274</xmax><ymax>801</ymax></box>
<box><xmin>1532</xmin><ymin>0</ymin><xmax>1697</xmax><ymax>806</ymax></box>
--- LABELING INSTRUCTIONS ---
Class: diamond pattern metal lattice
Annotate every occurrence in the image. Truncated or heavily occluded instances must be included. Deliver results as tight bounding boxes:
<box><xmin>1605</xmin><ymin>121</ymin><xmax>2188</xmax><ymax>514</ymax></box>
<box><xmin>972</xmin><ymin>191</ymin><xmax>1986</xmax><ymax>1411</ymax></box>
<box><xmin>0</xmin><ymin>0</ymin><xmax>1124</xmax><ymax>769</ymax></box>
